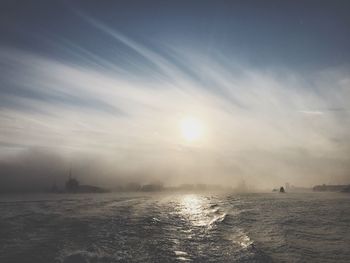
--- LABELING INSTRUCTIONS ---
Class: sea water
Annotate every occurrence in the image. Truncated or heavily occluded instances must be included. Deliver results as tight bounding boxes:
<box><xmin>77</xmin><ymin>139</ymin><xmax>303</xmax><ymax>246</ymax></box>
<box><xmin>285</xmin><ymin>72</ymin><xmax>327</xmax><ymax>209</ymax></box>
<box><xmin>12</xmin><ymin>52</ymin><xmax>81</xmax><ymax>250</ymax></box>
<box><xmin>0</xmin><ymin>192</ymin><xmax>349</xmax><ymax>262</ymax></box>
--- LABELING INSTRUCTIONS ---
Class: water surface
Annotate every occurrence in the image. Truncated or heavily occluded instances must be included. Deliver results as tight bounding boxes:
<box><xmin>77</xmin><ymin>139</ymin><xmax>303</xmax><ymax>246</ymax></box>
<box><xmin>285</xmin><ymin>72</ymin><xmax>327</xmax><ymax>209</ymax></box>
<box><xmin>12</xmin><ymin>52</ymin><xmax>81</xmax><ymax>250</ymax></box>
<box><xmin>0</xmin><ymin>192</ymin><xmax>349</xmax><ymax>262</ymax></box>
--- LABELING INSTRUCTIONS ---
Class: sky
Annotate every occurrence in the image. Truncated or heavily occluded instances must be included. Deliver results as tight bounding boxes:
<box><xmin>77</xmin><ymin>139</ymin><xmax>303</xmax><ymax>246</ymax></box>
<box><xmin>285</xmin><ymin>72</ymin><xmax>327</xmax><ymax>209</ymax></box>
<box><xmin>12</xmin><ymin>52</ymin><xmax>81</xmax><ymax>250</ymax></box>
<box><xmin>1</xmin><ymin>0</ymin><xmax>350</xmax><ymax>191</ymax></box>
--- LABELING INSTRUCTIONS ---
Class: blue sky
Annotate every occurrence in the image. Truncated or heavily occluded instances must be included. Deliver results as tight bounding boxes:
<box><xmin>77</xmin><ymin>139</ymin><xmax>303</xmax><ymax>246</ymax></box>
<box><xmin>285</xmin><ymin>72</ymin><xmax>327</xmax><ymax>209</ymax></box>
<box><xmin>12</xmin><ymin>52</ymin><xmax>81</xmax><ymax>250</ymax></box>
<box><xmin>2</xmin><ymin>1</ymin><xmax>350</xmax><ymax>71</ymax></box>
<box><xmin>0</xmin><ymin>1</ymin><xmax>350</xmax><ymax>188</ymax></box>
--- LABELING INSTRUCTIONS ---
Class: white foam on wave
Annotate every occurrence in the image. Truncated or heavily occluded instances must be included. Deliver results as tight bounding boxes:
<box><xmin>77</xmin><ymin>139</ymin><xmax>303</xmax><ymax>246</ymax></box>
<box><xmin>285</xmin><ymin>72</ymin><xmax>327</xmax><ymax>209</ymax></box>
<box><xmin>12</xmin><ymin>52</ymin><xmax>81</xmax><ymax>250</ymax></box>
<box><xmin>177</xmin><ymin>256</ymin><xmax>192</xmax><ymax>261</ymax></box>
<box><xmin>152</xmin><ymin>217</ymin><xmax>161</xmax><ymax>223</ymax></box>
<box><xmin>174</xmin><ymin>250</ymin><xmax>191</xmax><ymax>261</ymax></box>
<box><xmin>232</xmin><ymin>230</ymin><xmax>254</xmax><ymax>249</ymax></box>
<box><xmin>174</xmin><ymin>250</ymin><xmax>188</xmax><ymax>256</ymax></box>
<box><xmin>238</xmin><ymin>234</ymin><xmax>253</xmax><ymax>248</ymax></box>
<box><xmin>208</xmin><ymin>212</ymin><xmax>227</xmax><ymax>228</ymax></box>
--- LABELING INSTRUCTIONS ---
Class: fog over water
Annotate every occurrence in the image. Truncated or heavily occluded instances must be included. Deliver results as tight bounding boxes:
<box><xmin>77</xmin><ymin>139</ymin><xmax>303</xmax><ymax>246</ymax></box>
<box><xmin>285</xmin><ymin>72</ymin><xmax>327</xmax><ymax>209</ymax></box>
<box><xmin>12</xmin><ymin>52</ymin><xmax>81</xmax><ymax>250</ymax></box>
<box><xmin>1</xmin><ymin>1</ymin><xmax>350</xmax><ymax>191</ymax></box>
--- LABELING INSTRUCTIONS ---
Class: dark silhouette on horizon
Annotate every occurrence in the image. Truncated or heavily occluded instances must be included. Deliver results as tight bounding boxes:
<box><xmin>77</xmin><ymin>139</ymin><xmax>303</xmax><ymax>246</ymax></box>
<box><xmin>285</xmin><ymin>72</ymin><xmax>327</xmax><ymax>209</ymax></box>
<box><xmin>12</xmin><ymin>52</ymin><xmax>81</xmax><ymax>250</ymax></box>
<box><xmin>313</xmin><ymin>184</ymin><xmax>350</xmax><ymax>192</ymax></box>
<box><xmin>65</xmin><ymin>168</ymin><xmax>80</xmax><ymax>193</ymax></box>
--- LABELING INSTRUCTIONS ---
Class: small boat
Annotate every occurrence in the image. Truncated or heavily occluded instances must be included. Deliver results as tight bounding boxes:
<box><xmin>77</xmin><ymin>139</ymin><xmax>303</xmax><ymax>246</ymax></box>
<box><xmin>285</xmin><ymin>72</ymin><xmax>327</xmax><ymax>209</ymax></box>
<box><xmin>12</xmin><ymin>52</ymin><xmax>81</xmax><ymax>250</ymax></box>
<box><xmin>279</xmin><ymin>186</ymin><xmax>285</xmax><ymax>193</ymax></box>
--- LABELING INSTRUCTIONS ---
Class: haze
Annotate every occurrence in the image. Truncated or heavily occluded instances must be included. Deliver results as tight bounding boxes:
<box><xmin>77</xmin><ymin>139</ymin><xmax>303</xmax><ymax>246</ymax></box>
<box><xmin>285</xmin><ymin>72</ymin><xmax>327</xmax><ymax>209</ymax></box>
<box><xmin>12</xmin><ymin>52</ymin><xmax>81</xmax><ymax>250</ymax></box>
<box><xmin>1</xmin><ymin>1</ymin><xmax>350</xmax><ymax>192</ymax></box>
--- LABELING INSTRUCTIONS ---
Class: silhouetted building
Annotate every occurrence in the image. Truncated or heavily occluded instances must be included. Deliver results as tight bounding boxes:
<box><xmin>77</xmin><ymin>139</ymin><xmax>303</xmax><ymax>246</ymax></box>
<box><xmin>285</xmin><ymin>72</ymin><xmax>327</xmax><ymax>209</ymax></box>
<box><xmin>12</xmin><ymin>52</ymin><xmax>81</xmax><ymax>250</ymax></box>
<box><xmin>78</xmin><ymin>185</ymin><xmax>108</xmax><ymax>193</ymax></box>
<box><xmin>65</xmin><ymin>177</ymin><xmax>79</xmax><ymax>193</ymax></box>
<box><xmin>141</xmin><ymin>182</ymin><xmax>164</xmax><ymax>192</ymax></box>
<box><xmin>313</xmin><ymin>184</ymin><xmax>349</xmax><ymax>192</ymax></box>
<box><xmin>285</xmin><ymin>182</ymin><xmax>290</xmax><ymax>191</ymax></box>
<box><xmin>125</xmin><ymin>182</ymin><xmax>141</xmax><ymax>191</ymax></box>
<box><xmin>65</xmin><ymin>167</ymin><xmax>79</xmax><ymax>193</ymax></box>
<box><xmin>287</xmin><ymin>185</ymin><xmax>312</xmax><ymax>192</ymax></box>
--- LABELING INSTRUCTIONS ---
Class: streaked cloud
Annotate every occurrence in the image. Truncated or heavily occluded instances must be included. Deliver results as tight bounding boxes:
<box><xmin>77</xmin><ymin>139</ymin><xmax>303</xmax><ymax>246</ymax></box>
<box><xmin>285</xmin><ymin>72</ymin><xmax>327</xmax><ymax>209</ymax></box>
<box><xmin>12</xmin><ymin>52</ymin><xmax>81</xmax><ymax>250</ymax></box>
<box><xmin>0</xmin><ymin>15</ymin><xmax>350</xmax><ymax>188</ymax></box>
<box><xmin>298</xmin><ymin>110</ymin><xmax>324</xmax><ymax>115</ymax></box>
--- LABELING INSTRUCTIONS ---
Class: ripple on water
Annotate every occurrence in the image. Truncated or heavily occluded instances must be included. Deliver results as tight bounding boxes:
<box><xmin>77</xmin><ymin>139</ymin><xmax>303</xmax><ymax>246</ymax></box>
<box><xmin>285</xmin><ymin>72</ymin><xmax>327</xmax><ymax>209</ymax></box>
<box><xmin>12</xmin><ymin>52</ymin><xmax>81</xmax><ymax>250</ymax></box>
<box><xmin>1</xmin><ymin>192</ymin><xmax>349</xmax><ymax>263</ymax></box>
<box><xmin>174</xmin><ymin>250</ymin><xmax>191</xmax><ymax>261</ymax></box>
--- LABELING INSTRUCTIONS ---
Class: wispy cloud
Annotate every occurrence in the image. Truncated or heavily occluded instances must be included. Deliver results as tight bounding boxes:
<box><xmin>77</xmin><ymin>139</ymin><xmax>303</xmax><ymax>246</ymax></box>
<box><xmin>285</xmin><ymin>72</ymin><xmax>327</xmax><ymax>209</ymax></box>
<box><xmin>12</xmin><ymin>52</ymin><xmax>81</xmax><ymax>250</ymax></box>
<box><xmin>298</xmin><ymin>110</ymin><xmax>324</xmax><ymax>115</ymax></box>
<box><xmin>0</xmin><ymin>18</ymin><xmax>350</xmax><ymax>188</ymax></box>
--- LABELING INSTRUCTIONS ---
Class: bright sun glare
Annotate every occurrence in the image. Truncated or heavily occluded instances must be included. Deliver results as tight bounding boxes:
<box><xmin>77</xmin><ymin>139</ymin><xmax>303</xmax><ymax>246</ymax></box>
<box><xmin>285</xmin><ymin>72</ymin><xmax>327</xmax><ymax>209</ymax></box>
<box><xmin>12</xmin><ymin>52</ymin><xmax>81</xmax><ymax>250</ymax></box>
<box><xmin>180</xmin><ymin>116</ymin><xmax>203</xmax><ymax>142</ymax></box>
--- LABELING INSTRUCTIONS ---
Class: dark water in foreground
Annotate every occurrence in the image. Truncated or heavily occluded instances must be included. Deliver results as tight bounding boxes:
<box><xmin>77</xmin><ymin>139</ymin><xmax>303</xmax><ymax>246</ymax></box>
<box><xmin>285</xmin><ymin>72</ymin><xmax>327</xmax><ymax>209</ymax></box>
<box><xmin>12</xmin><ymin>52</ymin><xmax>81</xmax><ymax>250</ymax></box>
<box><xmin>0</xmin><ymin>192</ymin><xmax>349</xmax><ymax>263</ymax></box>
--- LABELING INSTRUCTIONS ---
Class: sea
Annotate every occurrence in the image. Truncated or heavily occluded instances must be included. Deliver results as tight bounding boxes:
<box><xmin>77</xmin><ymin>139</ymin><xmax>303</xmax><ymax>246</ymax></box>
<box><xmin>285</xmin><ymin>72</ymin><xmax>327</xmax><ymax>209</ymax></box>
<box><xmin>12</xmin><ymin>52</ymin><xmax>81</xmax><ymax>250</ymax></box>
<box><xmin>0</xmin><ymin>192</ymin><xmax>349</xmax><ymax>263</ymax></box>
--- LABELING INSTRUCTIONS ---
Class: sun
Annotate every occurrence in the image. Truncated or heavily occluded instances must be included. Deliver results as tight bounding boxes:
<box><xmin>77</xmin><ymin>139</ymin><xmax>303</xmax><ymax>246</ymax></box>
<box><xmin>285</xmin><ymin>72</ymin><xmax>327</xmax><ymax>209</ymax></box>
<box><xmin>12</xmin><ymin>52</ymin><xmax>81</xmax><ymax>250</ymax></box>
<box><xmin>180</xmin><ymin>116</ymin><xmax>203</xmax><ymax>142</ymax></box>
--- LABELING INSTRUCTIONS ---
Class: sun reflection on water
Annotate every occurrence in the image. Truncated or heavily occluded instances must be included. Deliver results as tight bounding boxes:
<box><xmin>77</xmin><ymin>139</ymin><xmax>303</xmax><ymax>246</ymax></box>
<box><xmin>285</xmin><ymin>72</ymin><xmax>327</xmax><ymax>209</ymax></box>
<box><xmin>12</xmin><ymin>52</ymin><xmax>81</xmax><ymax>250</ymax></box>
<box><xmin>181</xmin><ymin>195</ymin><xmax>202</xmax><ymax>213</ymax></box>
<box><xmin>179</xmin><ymin>194</ymin><xmax>214</xmax><ymax>227</ymax></box>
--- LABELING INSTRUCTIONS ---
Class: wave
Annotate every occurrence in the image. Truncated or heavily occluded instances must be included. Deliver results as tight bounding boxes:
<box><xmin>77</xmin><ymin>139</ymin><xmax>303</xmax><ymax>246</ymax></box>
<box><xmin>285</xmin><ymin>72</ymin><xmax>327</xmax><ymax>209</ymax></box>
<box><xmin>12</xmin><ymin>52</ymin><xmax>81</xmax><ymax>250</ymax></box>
<box><xmin>208</xmin><ymin>212</ymin><xmax>227</xmax><ymax>228</ymax></box>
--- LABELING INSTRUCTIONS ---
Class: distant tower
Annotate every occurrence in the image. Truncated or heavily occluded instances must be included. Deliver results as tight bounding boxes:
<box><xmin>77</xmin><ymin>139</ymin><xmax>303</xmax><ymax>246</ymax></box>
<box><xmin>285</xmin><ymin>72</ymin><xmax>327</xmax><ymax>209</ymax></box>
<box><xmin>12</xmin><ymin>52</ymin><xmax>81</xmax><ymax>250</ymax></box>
<box><xmin>285</xmin><ymin>182</ymin><xmax>290</xmax><ymax>191</ymax></box>
<box><xmin>65</xmin><ymin>166</ymin><xmax>79</xmax><ymax>193</ymax></box>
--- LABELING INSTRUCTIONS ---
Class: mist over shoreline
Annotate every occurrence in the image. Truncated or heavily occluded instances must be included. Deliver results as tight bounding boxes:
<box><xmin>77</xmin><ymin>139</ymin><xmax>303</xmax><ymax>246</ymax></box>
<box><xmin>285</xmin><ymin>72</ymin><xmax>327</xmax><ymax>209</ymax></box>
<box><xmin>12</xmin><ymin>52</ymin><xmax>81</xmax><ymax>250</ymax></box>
<box><xmin>0</xmin><ymin>146</ymin><xmax>349</xmax><ymax>193</ymax></box>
